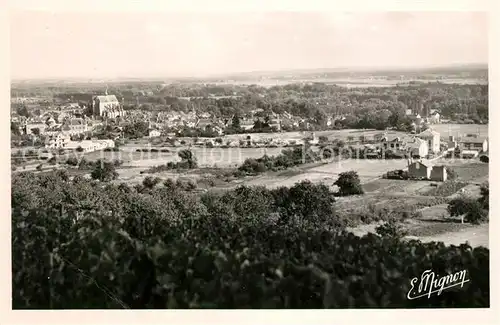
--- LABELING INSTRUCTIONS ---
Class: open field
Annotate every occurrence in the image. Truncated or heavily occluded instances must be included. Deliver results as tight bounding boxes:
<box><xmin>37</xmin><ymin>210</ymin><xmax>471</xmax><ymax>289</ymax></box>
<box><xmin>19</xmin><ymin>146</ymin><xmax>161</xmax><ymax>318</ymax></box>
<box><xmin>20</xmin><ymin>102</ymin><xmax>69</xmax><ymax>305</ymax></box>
<box><xmin>236</xmin><ymin>158</ymin><xmax>407</xmax><ymax>189</ymax></box>
<box><xmin>431</xmin><ymin>123</ymin><xmax>488</xmax><ymax>138</ymax></box>
<box><xmin>347</xmin><ymin>219</ymin><xmax>488</xmax><ymax>248</ymax></box>
<box><xmin>362</xmin><ymin>178</ymin><xmax>435</xmax><ymax>195</ymax></box>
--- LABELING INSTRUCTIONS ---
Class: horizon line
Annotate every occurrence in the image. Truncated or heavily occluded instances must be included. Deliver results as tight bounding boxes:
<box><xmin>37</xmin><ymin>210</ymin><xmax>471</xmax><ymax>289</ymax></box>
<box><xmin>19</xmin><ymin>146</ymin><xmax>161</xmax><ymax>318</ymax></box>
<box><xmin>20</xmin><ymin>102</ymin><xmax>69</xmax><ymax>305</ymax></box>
<box><xmin>11</xmin><ymin>62</ymin><xmax>488</xmax><ymax>83</ymax></box>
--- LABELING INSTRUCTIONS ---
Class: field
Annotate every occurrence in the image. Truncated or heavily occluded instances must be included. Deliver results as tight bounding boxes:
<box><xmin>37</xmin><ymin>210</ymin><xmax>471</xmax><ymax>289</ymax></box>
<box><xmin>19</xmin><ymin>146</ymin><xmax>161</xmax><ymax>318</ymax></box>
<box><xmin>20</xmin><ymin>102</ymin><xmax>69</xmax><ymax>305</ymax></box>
<box><xmin>237</xmin><ymin>158</ymin><xmax>408</xmax><ymax>189</ymax></box>
<box><xmin>431</xmin><ymin>123</ymin><xmax>488</xmax><ymax>138</ymax></box>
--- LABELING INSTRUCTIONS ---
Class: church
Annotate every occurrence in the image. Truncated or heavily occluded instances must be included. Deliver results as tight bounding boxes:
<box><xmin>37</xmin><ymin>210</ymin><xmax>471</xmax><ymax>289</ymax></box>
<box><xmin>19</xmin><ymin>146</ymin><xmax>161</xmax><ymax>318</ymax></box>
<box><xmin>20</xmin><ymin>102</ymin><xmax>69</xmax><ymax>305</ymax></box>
<box><xmin>91</xmin><ymin>91</ymin><xmax>126</xmax><ymax>119</ymax></box>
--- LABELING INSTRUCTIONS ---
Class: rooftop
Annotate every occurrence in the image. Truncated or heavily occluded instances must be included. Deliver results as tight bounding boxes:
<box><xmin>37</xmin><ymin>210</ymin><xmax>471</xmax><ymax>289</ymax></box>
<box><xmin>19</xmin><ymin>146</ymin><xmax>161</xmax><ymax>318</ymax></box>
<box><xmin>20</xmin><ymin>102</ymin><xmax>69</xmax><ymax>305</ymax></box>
<box><xmin>94</xmin><ymin>95</ymin><xmax>119</xmax><ymax>103</ymax></box>
<box><xmin>418</xmin><ymin>129</ymin><xmax>440</xmax><ymax>137</ymax></box>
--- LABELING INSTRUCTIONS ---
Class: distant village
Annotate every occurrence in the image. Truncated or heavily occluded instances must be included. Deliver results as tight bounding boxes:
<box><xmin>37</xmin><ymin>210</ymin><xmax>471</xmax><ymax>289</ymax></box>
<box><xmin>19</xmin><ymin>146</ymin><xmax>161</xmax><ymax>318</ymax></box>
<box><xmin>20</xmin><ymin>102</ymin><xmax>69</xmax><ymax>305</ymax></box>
<box><xmin>10</xmin><ymin>92</ymin><xmax>487</xmax><ymax>162</ymax></box>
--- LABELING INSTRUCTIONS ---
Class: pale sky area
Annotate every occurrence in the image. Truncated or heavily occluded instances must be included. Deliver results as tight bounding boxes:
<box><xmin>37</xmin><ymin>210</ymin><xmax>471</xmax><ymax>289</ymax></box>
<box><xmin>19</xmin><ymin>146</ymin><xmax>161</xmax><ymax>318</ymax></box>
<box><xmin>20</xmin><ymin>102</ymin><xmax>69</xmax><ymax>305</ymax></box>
<box><xmin>10</xmin><ymin>11</ymin><xmax>488</xmax><ymax>79</ymax></box>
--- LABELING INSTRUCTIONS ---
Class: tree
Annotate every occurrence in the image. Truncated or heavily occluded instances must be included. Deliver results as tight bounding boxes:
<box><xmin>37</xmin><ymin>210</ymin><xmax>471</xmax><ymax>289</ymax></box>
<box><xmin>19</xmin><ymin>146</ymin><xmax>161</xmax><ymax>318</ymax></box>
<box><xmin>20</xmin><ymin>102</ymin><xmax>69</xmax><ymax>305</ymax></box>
<box><xmin>478</xmin><ymin>182</ymin><xmax>489</xmax><ymax>210</ymax></box>
<box><xmin>178</xmin><ymin>149</ymin><xmax>198</xmax><ymax>169</ymax></box>
<box><xmin>231</xmin><ymin>114</ymin><xmax>241</xmax><ymax>129</ymax></box>
<box><xmin>124</xmin><ymin>121</ymin><xmax>149</xmax><ymax>138</ymax></box>
<box><xmin>16</xmin><ymin>105</ymin><xmax>30</xmax><ymax>118</ymax></box>
<box><xmin>273</xmin><ymin>180</ymin><xmax>337</xmax><ymax>225</ymax></box>
<box><xmin>11</xmin><ymin>122</ymin><xmax>21</xmax><ymax>136</ymax></box>
<box><xmin>334</xmin><ymin>171</ymin><xmax>364</xmax><ymax>196</ymax></box>
<box><xmin>448</xmin><ymin>197</ymin><xmax>487</xmax><ymax>224</ymax></box>
<box><xmin>31</xmin><ymin>128</ymin><xmax>40</xmax><ymax>137</ymax></box>
<box><xmin>90</xmin><ymin>159</ymin><xmax>119</xmax><ymax>182</ymax></box>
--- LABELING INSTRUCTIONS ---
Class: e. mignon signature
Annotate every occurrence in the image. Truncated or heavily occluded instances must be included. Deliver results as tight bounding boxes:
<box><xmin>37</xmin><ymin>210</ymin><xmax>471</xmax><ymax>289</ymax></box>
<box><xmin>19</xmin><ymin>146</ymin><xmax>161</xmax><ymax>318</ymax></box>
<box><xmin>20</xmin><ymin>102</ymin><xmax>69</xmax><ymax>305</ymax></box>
<box><xmin>407</xmin><ymin>269</ymin><xmax>470</xmax><ymax>300</ymax></box>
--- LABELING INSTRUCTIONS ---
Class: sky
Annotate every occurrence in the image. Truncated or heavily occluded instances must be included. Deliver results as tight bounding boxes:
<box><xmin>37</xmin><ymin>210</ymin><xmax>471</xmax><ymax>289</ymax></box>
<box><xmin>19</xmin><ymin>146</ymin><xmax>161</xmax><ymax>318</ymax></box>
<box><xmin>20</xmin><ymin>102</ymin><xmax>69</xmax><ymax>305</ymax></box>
<box><xmin>10</xmin><ymin>11</ymin><xmax>488</xmax><ymax>79</ymax></box>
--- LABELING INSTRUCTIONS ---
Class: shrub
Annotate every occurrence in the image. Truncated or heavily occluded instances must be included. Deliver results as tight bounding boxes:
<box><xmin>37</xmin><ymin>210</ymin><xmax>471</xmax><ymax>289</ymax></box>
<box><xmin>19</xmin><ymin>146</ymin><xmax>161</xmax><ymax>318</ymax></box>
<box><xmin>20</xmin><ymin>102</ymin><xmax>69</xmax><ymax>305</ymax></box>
<box><xmin>376</xmin><ymin>219</ymin><xmax>409</xmax><ymax>239</ymax></box>
<box><xmin>66</xmin><ymin>157</ymin><xmax>79</xmax><ymax>166</ymax></box>
<box><xmin>76</xmin><ymin>146</ymin><xmax>84</xmax><ymax>152</ymax></box>
<box><xmin>479</xmin><ymin>155</ymin><xmax>489</xmax><ymax>163</ymax></box>
<box><xmin>36</xmin><ymin>164</ymin><xmax>43</xmax><ymax>171</ymax></box>
<box><xmin>142</xmin><ymin>176</ymin><xmax>162</xmax><ymax>189</ymax></box>
<box><xmin>48</xmin><ymin>157</ymin><xmax>57</xmax><ymax>165</ymax></box>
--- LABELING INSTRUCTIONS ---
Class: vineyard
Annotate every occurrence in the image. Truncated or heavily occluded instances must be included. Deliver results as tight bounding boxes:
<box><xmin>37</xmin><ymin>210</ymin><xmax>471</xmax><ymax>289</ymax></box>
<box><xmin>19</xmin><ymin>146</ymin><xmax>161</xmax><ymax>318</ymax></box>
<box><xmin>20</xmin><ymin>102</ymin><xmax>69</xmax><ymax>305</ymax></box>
<box><xmin>11</xmin><ymin>170</ymin><xmax>489</xmax><ymax>309</ymax></box>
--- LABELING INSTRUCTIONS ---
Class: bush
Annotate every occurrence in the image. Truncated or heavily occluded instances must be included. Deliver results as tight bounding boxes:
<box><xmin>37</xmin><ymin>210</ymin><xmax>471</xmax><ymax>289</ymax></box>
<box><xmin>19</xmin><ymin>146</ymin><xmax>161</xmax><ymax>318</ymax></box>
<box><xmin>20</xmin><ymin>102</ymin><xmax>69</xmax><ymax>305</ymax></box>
<box><xmin>66</xmin><ymin>157</ymin><xmax>79</xmax><ymax>166</ymax></box>
<box><xmin>36</xmin><ymin>164</ymin><xmax>43</xmax><ymax>171</ymax></box>
<box><xmin>376</xmin><ymin>219</ymin><xmax>409</xmax><ymax>239</ymax></box>
<box><xmin>479</xmin><ymin>155</ymin><xmax>489</xmax><ymax>163</ymax></box>
<box><xmin>142</xmin><ymin>176</ymin><xmax>162</xmax><ymax>189</ymax></box>
<box><xmin>76</xmin><ymin>146</ymin><xmax>84</xmax><ymax>152</ymax></box>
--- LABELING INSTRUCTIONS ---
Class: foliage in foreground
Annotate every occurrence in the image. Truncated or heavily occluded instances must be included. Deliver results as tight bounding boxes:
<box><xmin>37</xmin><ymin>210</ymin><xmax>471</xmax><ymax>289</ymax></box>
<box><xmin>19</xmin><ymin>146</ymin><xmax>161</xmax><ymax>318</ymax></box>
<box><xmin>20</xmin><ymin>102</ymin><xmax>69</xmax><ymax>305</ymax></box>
<box><xmin>11</xmin><ymin>171</ymin><xmax>489</xmax><ymax>308</ymax></box>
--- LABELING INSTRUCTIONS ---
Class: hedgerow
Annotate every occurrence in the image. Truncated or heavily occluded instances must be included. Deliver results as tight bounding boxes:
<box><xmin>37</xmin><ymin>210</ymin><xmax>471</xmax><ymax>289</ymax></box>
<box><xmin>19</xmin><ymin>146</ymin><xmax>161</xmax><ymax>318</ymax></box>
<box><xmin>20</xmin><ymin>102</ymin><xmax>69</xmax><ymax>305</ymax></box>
<box><xmin>11</xmin><ymin>171</ymin><xmax>489</xmax><ymax>308</ymax></box>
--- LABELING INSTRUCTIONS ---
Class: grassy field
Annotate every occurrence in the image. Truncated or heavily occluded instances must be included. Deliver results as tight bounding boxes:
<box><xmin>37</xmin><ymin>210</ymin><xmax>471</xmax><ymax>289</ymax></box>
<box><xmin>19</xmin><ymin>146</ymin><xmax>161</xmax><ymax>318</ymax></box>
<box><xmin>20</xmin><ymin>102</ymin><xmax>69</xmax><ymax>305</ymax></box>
<box><xmin>362</xmin><ymin>179</ymin><xmax>435</xmax><ymax>195</ymax></box>
<box><xmin>237</xmin><ymin>158</ymin><xmax>408</xmax><ymax>189</ymax></box>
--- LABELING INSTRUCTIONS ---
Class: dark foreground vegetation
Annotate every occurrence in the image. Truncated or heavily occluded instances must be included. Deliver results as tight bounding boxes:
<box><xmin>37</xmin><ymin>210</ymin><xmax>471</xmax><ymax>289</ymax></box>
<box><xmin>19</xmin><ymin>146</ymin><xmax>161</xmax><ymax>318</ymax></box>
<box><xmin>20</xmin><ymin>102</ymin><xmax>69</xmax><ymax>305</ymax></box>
<box><xmin>12</xmin><ymin>170</ymin><xmax>489</xmax><ymax>308</ymax></box>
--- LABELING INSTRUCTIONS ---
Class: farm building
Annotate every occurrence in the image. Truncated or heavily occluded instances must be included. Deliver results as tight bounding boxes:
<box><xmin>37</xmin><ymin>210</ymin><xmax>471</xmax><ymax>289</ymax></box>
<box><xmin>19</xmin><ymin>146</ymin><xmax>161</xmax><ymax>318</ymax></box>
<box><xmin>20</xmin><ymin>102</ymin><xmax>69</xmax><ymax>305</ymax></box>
<box><xmin>407</xmin><ymin>160</ymin><xmax>447</xmax><ymax>181</ymax></box>
<box><xmin>417</xmin><ymin>129</ymin><xmax>441</xmax><ymax>154</ymax></box>
<box><xmin>408</xmin><ymin>161</ymin><xmax>431</xmax><ymax>179</ymax></box>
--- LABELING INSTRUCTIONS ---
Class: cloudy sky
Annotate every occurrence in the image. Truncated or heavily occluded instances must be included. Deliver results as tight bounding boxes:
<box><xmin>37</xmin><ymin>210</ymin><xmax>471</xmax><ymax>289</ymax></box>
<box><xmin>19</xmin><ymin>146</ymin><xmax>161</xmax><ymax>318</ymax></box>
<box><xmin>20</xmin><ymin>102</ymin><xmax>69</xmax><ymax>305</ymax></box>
<box><xmin>10</xmin><ymin>11</ymin><xmax>488</xmax><ymax>79</ymax></box>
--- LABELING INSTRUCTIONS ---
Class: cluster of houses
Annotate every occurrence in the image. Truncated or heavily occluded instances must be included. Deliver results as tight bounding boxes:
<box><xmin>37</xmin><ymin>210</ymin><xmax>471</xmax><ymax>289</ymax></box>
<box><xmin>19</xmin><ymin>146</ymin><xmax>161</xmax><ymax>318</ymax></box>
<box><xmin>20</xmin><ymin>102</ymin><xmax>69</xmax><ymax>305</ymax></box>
<box><xmin>44</xmin><ymin>130</ymin><xmax>115</xmax><ymax>153</ymax></box>
<box><xmin>338</xmin><ymin>128</ymin><xmax>487</xmax><ymax>160</ymax></box>
<box><xmin>12</xmin><ymin>92</ymin><xmax>487</xmax><ymax>157</ymax></box>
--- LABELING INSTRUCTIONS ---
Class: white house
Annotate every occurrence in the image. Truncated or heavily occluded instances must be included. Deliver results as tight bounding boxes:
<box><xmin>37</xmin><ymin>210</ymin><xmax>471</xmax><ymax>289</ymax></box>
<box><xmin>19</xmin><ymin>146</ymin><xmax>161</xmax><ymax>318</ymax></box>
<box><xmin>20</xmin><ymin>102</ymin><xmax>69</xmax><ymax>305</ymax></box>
<box><xmin>65</xmin><ymin>139</ymin><xmax>115</xmax><ymax>153</ymax></box>
<box><xmin>45</xmin><ymin>132</ymin><xmax>71</xmax><ymax>149</ymax></box>
<box><xmin>417</xmin><ymin>129</ymin><xmax>441</xmax><ymax>154</ymax></box>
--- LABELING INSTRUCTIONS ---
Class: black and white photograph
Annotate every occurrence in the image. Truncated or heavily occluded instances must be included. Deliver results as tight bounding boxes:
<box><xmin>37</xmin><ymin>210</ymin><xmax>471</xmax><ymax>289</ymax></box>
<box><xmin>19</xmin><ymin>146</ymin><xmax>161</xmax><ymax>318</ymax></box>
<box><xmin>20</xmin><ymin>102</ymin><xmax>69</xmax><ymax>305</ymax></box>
<box><xmin>3</xmin><ymin>0</ymin><xmax>496</xmax><ymax>323</ymax></box>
